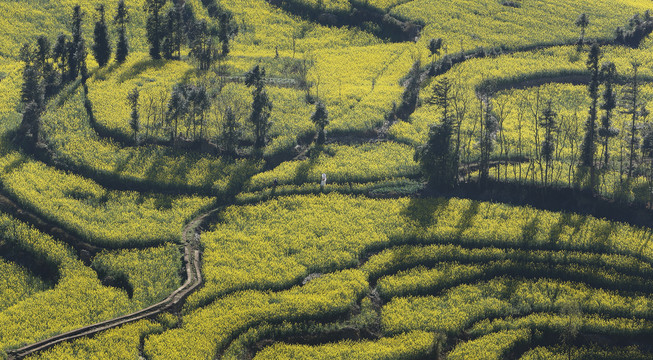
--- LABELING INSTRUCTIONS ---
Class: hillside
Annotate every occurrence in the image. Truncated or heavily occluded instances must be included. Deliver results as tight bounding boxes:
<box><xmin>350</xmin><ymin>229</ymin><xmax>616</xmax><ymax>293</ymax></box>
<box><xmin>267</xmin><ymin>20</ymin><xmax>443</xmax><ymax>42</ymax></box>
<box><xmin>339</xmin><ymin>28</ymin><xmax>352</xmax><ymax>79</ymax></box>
<box><xmin>2</xmin><ymin>0</ymin><xmax>653</xmax><ymax>359</ymax></box>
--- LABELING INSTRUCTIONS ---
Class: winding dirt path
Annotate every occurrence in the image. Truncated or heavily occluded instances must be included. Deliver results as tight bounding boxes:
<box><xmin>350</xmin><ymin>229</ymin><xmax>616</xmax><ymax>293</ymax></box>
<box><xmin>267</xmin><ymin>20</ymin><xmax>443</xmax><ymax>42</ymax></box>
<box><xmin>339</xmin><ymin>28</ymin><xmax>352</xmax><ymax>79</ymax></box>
<box><xmin>6</xmin><ymin>209</ymin><xmax>215</xmax><ymax>360</ymax></box>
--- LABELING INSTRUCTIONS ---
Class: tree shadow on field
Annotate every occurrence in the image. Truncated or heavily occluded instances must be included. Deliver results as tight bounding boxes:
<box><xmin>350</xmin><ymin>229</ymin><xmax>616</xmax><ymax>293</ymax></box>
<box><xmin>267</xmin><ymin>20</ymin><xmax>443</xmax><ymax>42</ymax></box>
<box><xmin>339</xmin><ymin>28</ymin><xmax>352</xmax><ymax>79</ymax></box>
<box><xmin>400</xmin><ymin>197</ymin><xmax>451</xmax><ymax>230</ymax></box>
<box><xmin>454</xmin><ymin>201</ymin><xmax>480</xmax><ymax>240</ymax></box>
<box><xmin>118</xmin><ymin>58</ymin><xmax>167</xmax><ymax>84</ymax></box>
<box><xmin>293</xmin><ymin>146</ymin><xmax>324</xmax><ymax>185</ymax></box>
<box><xmin>547</xmin><ymin>213</ymin><xmax>588</xmax><ymax>250</ymax></box>
<box><xmin>520</xmin><ymin>216</ymin><xmax>539</xmax><ymax>248</ymax></box>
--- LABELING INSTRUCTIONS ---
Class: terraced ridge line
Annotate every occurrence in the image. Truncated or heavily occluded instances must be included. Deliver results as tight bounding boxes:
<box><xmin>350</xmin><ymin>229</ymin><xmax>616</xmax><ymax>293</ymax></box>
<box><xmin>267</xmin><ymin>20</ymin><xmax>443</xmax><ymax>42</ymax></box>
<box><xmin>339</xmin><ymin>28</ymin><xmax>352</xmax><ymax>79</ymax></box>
<box><xmin>6</xmin><ymin>210</ymin><xmax>216</xmax><ymax>360</ymax></box>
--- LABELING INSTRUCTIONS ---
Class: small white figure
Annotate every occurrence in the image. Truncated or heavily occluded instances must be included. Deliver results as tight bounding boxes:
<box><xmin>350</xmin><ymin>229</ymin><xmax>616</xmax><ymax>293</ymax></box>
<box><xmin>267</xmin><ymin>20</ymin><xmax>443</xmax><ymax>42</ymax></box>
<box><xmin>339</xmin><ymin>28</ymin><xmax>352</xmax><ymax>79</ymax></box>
<box><xmin>321</xmin><ymin>173</ymin><xmax>327</xmax><ymax>188</ymax></box>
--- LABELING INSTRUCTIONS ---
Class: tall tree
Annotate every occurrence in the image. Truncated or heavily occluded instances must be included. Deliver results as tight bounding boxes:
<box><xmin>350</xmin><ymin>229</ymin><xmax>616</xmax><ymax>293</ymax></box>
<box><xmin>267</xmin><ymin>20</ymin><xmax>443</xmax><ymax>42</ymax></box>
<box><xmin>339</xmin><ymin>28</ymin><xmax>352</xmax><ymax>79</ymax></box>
<box><xmin>575</xmin><ymin>13</ymin><xmax>589</xmax><ymax>51</ymax></box>
<box><xmin>621</xmin><ymin>61</ymin><xmax>648</xmax><ymax>181</ymax></box>
<box><xmin>114</xmin><ymin>0</ymin><xmax>130</xmax><ymax>63</ymax></box>
<box><xmin>598</xmin><ymin>61</ymin><xmax>619</xmax><ymax>170</ymax></box>
<box><xmin>579</xmin><ymin>43</ymin><xmax>601</xmax><ymax>190</ymax></box>
<box><xmin>53</xmin><ymin>34</ymin><xmax>69</xmax><ymax>80</ymax></box>
<box><xmin>311</xmin><ymin>101</ymin><xmax>329</xmax><ymax>144</ymax></box>
<box><xmin>480</xmin><ymin>97</ymin><xmax>499</xmax><ymax>186</ymax></box>
<box><xmin>93</xmin><ymin>4</ymin><xmax>112</xmax><ymax>67</ymax></box>
<box><xmin>245</xmin><ymin>65</ymin><xmax>273</xmax><ymax>151</ymax></box>
<box><xmin>415</xmin><ymin>77</ymin><xmax>458</xmax><ymax>189</ymax></box>
<box><xmin>218</xmin><ymin>10</ymin><xmax>238</xmax><ymax>57</ymax></box>
<box><xmin>540</xmin><ymin>101</ymin><xmax>558</xmax><ymax>187</ymax></box>
<box><xmin>166</xmin><ymin>84</ymin><xmax>188</xmax><ymax>142</ymax></box>
<box><xmin>127</xmin><ymin>88</ymin><xmax>140</xmax><ymax>142</ymax></box>
<box><xmin>219</xmin><ymin>106</ymin><xmax>241</xmax><ymax>158</ymax></box>
<box><xmin>68</xmin><ymin>5</ymin><xmax>86</xmax><ymax>81</ymax></box>
<box><xmin>144</xmin><ymin>0</ymin><xmax>167</xmax><ymax>59</ymax></box>
<box><xmin>189</xmin><ymin>20</ymin><xmax>217</xmax><ymax>70</ymax></box>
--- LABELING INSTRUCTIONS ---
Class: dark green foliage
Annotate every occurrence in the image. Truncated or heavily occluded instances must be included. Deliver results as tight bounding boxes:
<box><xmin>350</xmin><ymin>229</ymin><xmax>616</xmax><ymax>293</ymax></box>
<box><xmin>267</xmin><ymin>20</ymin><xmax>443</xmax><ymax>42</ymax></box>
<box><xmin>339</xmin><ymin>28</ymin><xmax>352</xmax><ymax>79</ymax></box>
<box><xmin>20</xmin><ymin>65</ymin><xmax>44</xmax><ymax>111</ymax></box>
<box><xmin>479</xmin><ymin>98</ymin><xmax>499</xmax><ymax>186</ymax></box>
<box><xmin>218</xmin><ymin>10</ymin><xmax>238</xmax><ymax>56</ymax></box>
<box><xmin>144</xmin><ymin>0</ymin><xmax>167</xmax><ymax>59</ymax></box>
<box><xmin>614</xmin><ymin>11</ymin><xmax>653</xmax><ymax>48</ymax></box>
<box><xmin>188</xmin><ymin>20</ymin><xmax>217</xmax><ymax>70</ymax></box>
<box><xmin>621</xmin><ymin>62</ymin><xmax>649</xmax><ymax>181</ymax></box>
<box><xmin>53</xmin><ymin>34</ymin><xmax>69</xmax><ymax>79</ymax></box>
<box><xmin>428</xmin><ymin>38</ymin><xmax>442</xmax><ymax>58</ymax></box>
<box><xmin>186</xmin><ymin>84</ymin><xmax>210</xmax><ymax>139</ymax></box>
<box><xmin>540</xmin><ymin>101</ymin><xmax>557</xmax><ymax>186</ymax></box>
<box><xmin>92</xmin><ymin>5</ymin><xmax>111</xmax><ymax>67</ymax></box>
<box><xmin>575</xmin><ymin>13</ymin><xmax>589</xmax><ymax>51</ymax></box>
<box><xmin>311</xmin><ymin>101</ymin><xmax>329</xmax><ymax>144</ymax></box>
<box><xmin>166</xmin><ymin>84</ymin><xmax>189</xmax><ymax>142</ymax></box>
<box><xmin>579</xmin><ymin>43</ymin><xmax>601</xmax><ymax>189</ymax></box>
<box><xmin>415</xmin><ymin>78</ymin><xmax>458</xmax><ymax>190</ymax></box>
<box><xmin>397</xmin><ymin>60</ymin><xmax>421</xmax><ymax>121</ymax></box>
<box><xmin>219</xmin><ymin>106</ymin><xmax>241</xmax><ymax>158</ymax></box>
<box><xmin>598</xmin><ymin>62</ymin><xmax>619</xmax><ymax>169</ymax></box>
<box><xmin>114</xmin><ymin>0</ymin><xmax>130</xmax><ymax>63</ymax></box>
<box><xmin>245</xmin><ymin>65</ymin><xmax>273</xmax><ymax>151</ymax></box>
<box><xmin>68</xmin><ymin>5</ymin><xmax>86</xmax><ymax>81</ymax></box>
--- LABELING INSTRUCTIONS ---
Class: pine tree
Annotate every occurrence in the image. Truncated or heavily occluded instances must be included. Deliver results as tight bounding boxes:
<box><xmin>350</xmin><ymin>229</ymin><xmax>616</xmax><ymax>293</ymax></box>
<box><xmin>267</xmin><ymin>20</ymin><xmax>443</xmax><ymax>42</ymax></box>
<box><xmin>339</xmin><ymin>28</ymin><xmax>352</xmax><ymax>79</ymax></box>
<box><xmin>68</xmin><ymin>5</ymin><xmax>85</xmax><ymax>81</ymax></box>
<box><xmin>144</xmin><ymin>0</ymin><xmax>167</xmax><ymax>59</ymax></box>
<box><xmin>245</xmin><ymin>65</ymin><xmax>273</xmax><ymax>151</ymax></box>
<box><xmin>575</xmin><ymin>13</ymin><xmax>589</xmax><ymax>51</ymax></box>
<box><xmin>621</xmin><ymin>61</ymin><xmax>649</xmax><ymax>181</ymax></box>
<box><xmin>415</xmin><ymin>77</ymin><xmax>458</xmax><ymax>189</ymax></box>
<box><xmin>579</xmin><ymin>43</ymin><xmax>601</xmax><ymax>190</ymax></box>
<box><xmin>114</xmin><ymin>0</ymin><xmax>130</xmax><ymax>63</ymax></box>
<box><xmin>218</xmin><ymin>10</ymin><xmax>238</xmax><ymax>57</ymax></box>
<box><xmin>598</xmin><ymin>61</ymin><xmax>619</xmax><ymax>170</ymax></box>
<box><xmin>540</xmin><ymin>101</ymin><xmax>558</xmax><ymax>187</ymax></box>
<box><xmin>220</xmin><ymin>106</ymin><xmax>241</xmax><ymax>158</ymax></box>
<box><xmin>53</xmin><ymin>34</ymin><xmax>69</xmax><ymax>80</ymax></box>
<box><xmin>92</xmin><ymin>4</ymin><xmax>111</xmax><ymax>67</ymax></box>
<box><xmin>311</xmin><ymin>101</ymin><xmax>329</xmax><ymax>144</ymax></box>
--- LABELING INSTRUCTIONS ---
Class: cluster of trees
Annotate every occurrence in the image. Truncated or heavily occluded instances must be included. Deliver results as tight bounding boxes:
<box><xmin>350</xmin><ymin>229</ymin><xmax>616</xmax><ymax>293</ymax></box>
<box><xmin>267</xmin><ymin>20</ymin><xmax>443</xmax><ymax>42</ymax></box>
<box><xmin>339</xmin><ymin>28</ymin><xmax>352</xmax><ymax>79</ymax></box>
<box><xmin>18</xmin><ymin>5</ymin><xmax>91</xmax><ymax>145</ymax></box>
<box><xmin>144</xmin><ymin>0</ymin><xmax>238</xmax><ymax>69</ymax></box>
<box><xmin>418</xmin><ymin>43</ymin><xmax>653</xmax><ymax>202</ymax></box>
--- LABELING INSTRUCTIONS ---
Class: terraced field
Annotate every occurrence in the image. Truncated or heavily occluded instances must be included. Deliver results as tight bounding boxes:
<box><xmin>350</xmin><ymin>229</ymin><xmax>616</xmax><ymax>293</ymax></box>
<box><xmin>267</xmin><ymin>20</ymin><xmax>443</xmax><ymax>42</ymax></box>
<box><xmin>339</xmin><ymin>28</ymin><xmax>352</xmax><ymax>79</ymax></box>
<box><xmin>2</xmin><ymin>0</ymin><xmax>653</xmax><ymax>359</ymax></box>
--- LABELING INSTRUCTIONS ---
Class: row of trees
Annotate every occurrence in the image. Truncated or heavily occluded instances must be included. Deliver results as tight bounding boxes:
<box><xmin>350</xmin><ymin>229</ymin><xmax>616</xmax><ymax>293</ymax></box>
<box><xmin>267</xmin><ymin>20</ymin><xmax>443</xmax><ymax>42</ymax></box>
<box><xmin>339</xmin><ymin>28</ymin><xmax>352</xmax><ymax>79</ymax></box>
<box><xmin>126</xmin><ymin>64</ymin><xmax>330</xmax><ymax>157</ymax></box>
<box><xmin>18</xmin><ymin>5</ymin><xmax>92</xmax><ymax>145</ymax></box>
<box><xmin>417</xmin><ymin>44</ymin><xmax>653</xmax><ymax>202</ymax></box>
<box><xmin>143</xmin><ymin>0</ymin><xmax>238</xmax><ymax>69</ymax></box>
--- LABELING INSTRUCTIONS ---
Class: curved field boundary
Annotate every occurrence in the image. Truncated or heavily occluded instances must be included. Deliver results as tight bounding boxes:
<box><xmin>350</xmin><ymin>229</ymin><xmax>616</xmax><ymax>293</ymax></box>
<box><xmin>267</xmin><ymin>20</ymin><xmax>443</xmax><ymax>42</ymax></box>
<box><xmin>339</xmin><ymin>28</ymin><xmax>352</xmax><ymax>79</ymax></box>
<box><xmin>5</xmin><ymin>209</ymin><xmax>216</xmax><ymax>360</ymax></box>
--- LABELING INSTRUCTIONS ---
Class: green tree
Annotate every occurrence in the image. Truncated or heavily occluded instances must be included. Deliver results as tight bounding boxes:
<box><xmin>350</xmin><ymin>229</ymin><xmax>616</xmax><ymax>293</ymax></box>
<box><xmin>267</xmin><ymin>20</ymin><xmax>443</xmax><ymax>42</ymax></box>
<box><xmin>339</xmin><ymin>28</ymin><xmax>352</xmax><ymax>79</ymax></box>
<box><xmin>218</xmin><ymin>11</ymin><xmax>238</xmax><ymax>57</ymax></box>
<box><xmin>189</xmin><ymin>20</ymin><xmax>217</xmax><ymax>70</ymax></box>
<box><xmin>598</xmin><ymin>62</ymin><xmax>619</xmax><ymax>170</ymax></box>
<box><xmin>621</xmin><ymin>61</ymin><xmax>648</xmax><ymax>181</ymax></box>
<box><xmin>93</xmin><ymin>4</ymin><xmax>112</xmax><ymax>67</ymax></box>
<box><xmin>575</xmin><ymin>13</ymin><xmax>589</xmax><ymax>51</ymax></box>
<box><xmin>540</xmin><ymin>101</ymin><xmax>558</xmax><ymax>187</ymax></box>
<box><xmin>53</xmin><ymin>34</ymin><xmax>69</xmax><ymax>80</ymax></box>
<box><xmin>415</xmin><ymin>77</ymin><xmax>458</xmax><ymax>189</ymax></box>
<box><xmin>579</xmin><ymin>43</ymin><xmax>601</xmax><ymax>191</ymax></box>
<box><xmin>428</xmin><ymin>38</ymin><xmax>442</xmax><ymax>60</ymax></box>
<box><xmin>219</xmin><ymin>106</ymin><xmax>241</xmax><ymax>158</ymax></box>
<box><xmin>311</xmin><ymin>101</ymin><xmax>329</xmax><ymax>144</ymax></box>
<box><xmin>397</xmin><ymin>60</ymin><xmax>421</xmax><ymax>121</ymax></box>
<box><xmin>166</xmin><ymin>84</ymin><xmax>189</xmax><ymax>142</ymax></box>
<box><xmin>144</xmin><ymin>0</ymin><xmax>167</xmax><ymax>59</ymax></box>
<box><xmin>480</xmin><ymin>97</ymin><xmax>499</xmax><ymax>186</ymax></box>
<box><xmin>245</xmin><ymin>65</ymin><xmax>273</xmax><ymax>151</ymax></box>
<box><xmin>68</xmin><ymin>5</ymin><xmax>86</xmax><ymax>81</ymax></box>
<box><xmin>114</xmin><ymin>0</ymin><xmax>130</xmax><ymax>63</ymax></box>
